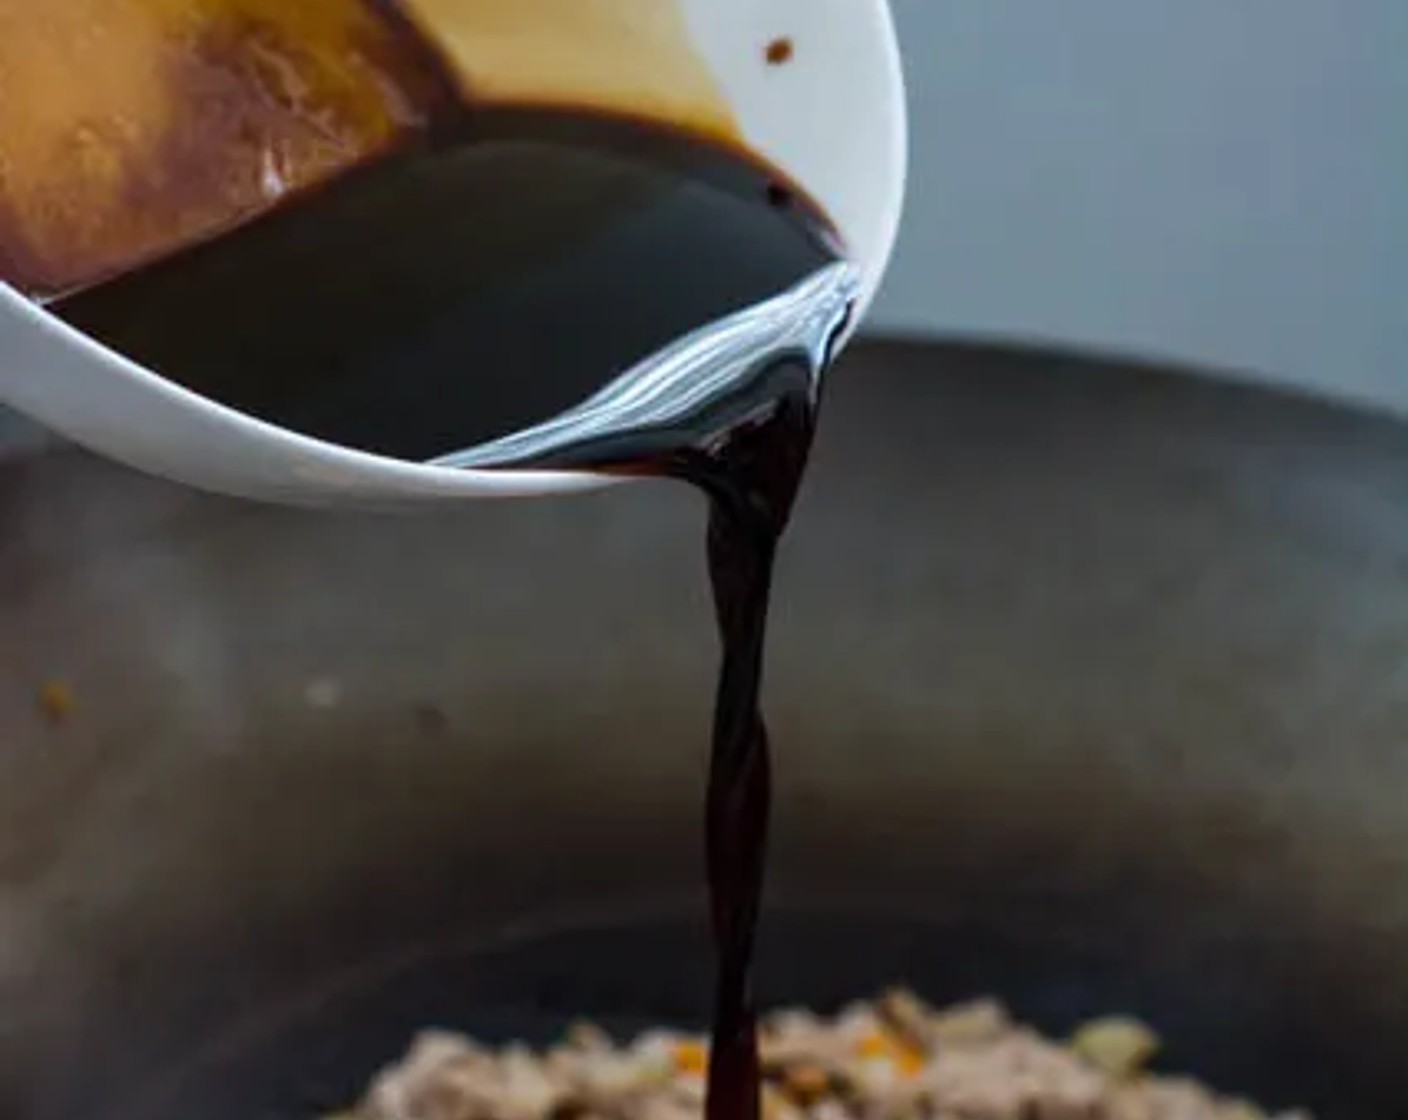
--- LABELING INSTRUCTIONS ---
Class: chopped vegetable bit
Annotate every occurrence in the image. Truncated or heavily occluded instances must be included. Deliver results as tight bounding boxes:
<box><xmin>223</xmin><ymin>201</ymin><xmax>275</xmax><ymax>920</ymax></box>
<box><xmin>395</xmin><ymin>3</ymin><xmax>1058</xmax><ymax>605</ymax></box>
<box><xmin>37</xmin><ymin>679</ymin><xmax>74</xmax><ymax>723</ymax></box>
<box><xmin>876</xmin><ymin>987</ymin><xmax>932</xmax><ymax>1050</ymax></box>
<box><xmin>779</xmin><ymin>1062</ymin><xmax>829</xmax><ymax>1103</ymax></box>
<box><xmin>1069</xmin><ymin>1016</ymin><xmax>1161</xmax><ymax>1077</ymax></box>
<box><xmin>931</xmin><ymin>998</ymin><xmax>1009</xmax><ymax>1046</ymax></box>
<box><xmin>671</xmin><ymin>1040</ymin><xmax>708</xmax><ymax>1076</ymax></box>
<box><xmin>854</xmin><ymin>1029</ymin><xmax>924</xmax><ymax>1076</ymax></box>
<box><xmin>323</xmin><ymin>991</ymin><xmax>1307</xmax><ymax>1120</ymax></box>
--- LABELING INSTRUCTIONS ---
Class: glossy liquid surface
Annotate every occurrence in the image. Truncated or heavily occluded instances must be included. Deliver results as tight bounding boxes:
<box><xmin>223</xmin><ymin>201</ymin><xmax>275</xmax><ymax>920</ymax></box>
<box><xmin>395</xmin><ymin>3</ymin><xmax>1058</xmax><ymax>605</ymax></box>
<box><xmin>500</xmin><ymin>352</ymin><xmax>834</xmax><ymax>1120</ymax></box>
<box><xmin>57</xmin><ymin>111</ymin><xmax>837</xmax><ymax>461</ymax></box>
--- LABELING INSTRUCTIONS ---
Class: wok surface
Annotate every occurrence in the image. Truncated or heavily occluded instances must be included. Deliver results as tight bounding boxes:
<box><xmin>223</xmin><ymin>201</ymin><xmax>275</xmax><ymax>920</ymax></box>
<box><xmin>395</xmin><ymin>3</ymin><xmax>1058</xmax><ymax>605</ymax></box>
<box><xmin>1</xmin><ymin>340</ymin><xmax>1406</xmax><ymax>1118</ymax></box>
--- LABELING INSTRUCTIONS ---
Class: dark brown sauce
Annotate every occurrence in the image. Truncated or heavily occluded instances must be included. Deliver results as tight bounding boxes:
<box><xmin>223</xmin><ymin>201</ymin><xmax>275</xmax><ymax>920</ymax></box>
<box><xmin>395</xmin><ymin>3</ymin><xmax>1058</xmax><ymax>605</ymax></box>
<box><xmin>57</xmin><ymin>109</ymin><xmax>837</xmax><ymax>461</ymax></box>
<box><xmin>502</xmin><ymin>352</ymin><xmax>831</xmax><ymax>1120</ymax></box>
<box><xmin>679</xmin><ymin>380</ymin><xmax>818</xmax><ymax>1120</ymax></box>
<box><xmin>54</xmin><ymin>107</ymin><xmax>847</xmax><ymax>1120</ymax></box>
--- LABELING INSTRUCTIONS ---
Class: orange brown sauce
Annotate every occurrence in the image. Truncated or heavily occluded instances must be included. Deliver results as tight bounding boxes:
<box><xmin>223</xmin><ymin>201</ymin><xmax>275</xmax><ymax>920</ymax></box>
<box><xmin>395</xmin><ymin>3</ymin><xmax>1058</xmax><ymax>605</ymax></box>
<box><xmin>0</xmin><ymin>0</ymin><xmax>736</xmax><ymax>299</ymax></box>
<box><xmin>0</xmin><ymin>0</ymin><xmax>456</xmax><ymax>296</ymax></box>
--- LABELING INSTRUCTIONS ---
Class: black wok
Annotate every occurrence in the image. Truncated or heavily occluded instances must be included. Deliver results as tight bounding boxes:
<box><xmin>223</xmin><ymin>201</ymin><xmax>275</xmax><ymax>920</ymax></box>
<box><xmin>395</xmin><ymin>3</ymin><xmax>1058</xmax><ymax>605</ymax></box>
<box><xmin>1</xmin><ymin>340</ymin><xmax>1405</xmax><ymax>1119</ymax></box>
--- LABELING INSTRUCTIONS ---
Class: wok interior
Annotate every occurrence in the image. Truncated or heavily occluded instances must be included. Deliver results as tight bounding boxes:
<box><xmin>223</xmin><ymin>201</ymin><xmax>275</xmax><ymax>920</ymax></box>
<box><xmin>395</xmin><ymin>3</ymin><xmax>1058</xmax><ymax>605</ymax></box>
<box><xmin>1</xmin><ymin>341</ymin><xmax>1407</xmax><ymax>1119</ymax></box>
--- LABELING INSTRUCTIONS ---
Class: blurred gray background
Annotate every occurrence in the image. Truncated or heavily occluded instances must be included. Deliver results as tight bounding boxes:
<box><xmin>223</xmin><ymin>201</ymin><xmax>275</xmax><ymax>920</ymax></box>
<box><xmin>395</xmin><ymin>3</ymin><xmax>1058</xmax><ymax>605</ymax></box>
<box><xmin>874</xmin><ymin>0</ymin><xmax>1405</xmax><ymax>413</ymax></box>
<box><xmin>2</xmin><ymin>0</ymin><xmax>1402</xmax><ymax>454</ymax></box>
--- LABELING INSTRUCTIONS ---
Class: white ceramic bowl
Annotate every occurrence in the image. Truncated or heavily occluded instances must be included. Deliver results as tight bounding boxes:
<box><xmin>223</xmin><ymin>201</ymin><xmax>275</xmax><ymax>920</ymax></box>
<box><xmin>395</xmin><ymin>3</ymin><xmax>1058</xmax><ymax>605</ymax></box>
<box><xmin>0</xmin><ymin>0</ymin><xmax>906</xmax><ymax>506</ymax></box>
